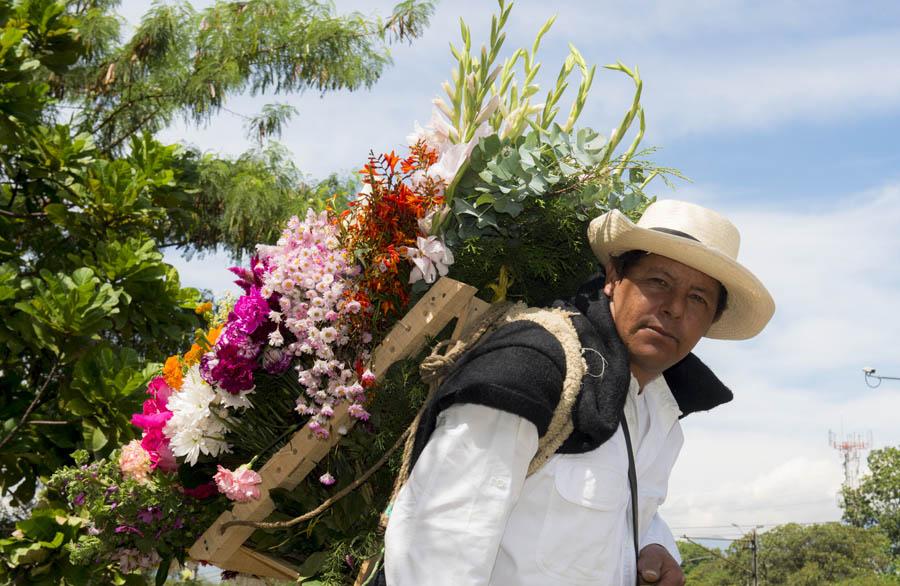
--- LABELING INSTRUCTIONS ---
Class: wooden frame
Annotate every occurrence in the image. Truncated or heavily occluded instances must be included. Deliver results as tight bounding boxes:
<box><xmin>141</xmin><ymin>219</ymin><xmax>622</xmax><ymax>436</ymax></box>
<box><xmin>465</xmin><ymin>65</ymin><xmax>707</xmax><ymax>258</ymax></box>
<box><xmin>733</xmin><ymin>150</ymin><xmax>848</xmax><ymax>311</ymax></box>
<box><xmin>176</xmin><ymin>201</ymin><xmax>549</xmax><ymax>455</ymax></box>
<box><xmin>189</xmin><ymin>277</ymin><xmax>489</xmax><ymax>579</ymax></box>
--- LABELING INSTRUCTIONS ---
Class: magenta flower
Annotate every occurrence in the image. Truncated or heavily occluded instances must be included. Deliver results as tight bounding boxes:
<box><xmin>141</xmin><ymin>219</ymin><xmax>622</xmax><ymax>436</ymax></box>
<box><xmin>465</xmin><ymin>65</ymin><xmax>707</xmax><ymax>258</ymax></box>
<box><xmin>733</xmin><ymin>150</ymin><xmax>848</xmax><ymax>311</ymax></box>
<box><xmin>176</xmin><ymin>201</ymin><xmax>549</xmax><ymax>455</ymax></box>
<box><xmin>182</xmin><ymin>482</ymin><xmax>217</xmax><ymax>500</ymax></box>
<box><xmin>205</xmin><ymin>343</ymin><xmax>257</xmax><ymax>393</ymax></box>
<box><xmin>231</xmin><ymin>287</ymin><xmax>270</xmax><ymax>334</ymax></box>
<box><xmin>136</xmin><ymin>507</ymin><xmax>160</xmax><ymax>524</ymax></box>
<box><xmin>132</xmin><ymin>376</ymin><xmax>177</xmax><ymax>472</ymax></box>
<box><xmin>229</xmin><ymin>255</ymin><xmax>270</xmax><ymax>293</ymax></box>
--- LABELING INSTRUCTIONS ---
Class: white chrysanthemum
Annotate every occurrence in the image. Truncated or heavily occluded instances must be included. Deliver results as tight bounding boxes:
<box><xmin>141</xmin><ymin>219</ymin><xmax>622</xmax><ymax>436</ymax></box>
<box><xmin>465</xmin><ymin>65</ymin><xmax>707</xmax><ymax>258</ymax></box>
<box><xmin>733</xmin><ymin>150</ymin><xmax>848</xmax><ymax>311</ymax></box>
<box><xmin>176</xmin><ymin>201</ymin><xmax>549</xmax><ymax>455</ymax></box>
<box><xmin>164</xmin><ymin>365</ymin><xmax>232</xmax><ymax>465</ymax></box>
<box><xmin>167</xmin><ymin>428</ymin><xmax>204</xmax><ymax>466</ymax></box>
<box><xmin>216</xmin><ymin>386</ymin><xmax>255</xmax><ymax>410</ymax></box>
<box><xmin>165</xmin><ymin>370</ymin><xmax>215</xmax><ymax>429</ymax></box>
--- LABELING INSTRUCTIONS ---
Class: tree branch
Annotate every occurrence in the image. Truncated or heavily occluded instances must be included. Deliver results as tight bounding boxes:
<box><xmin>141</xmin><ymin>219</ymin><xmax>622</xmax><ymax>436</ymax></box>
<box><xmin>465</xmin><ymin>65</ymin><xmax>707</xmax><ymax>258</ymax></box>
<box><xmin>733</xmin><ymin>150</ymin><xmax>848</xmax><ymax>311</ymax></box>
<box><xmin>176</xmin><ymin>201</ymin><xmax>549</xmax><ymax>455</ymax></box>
<box><xmin>0</xmin><ymin>361</ymin><xmax>60</xmax><ymax>452</ymax></box>
<box><xmin>105</xmin><ymin>108</ymin><xmax>162</xmax><ymax>152</ymax></box>
<box><xmin>90</xmin><ymin>90</ymin><xmax>179</xmax><ymax>136</ymax></box>
<box><xmin>221</xmin><ymin>424</ymin><xmax>411</xmax><ymax>532</ymax></box>
<box><xmin>0</xmin><ymin>209</ymin><xmax>47</xmax><ymax>218</ymax></box>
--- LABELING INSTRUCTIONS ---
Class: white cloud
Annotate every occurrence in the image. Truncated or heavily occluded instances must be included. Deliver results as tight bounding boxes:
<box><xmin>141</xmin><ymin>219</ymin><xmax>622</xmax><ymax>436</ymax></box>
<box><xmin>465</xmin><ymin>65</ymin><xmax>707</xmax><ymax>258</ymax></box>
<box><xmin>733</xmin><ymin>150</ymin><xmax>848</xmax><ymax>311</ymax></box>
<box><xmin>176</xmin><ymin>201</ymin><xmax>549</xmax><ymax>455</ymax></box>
<box><xmin>521</xmin><ymin>0</ymin><xmax>892</xmax><ymax>43</ymax></box>
<box><xmin>635</xmin><ymin>31</ymin><xmax>900</xmax><ymax>139</ymax></box>
<box><xmin>659</xmin><ymin>182</ymin><xmax>900</xmax><ymax>535</ymax></box>
<box><xmin>698</xmin><ymin>184</ymin><xmax>900</xmax><ymax>378</ymax></box>
<box><xmin>150</xmin><ymin>3</ymin><xmax>900</xmax><ymax>178</ymax></box>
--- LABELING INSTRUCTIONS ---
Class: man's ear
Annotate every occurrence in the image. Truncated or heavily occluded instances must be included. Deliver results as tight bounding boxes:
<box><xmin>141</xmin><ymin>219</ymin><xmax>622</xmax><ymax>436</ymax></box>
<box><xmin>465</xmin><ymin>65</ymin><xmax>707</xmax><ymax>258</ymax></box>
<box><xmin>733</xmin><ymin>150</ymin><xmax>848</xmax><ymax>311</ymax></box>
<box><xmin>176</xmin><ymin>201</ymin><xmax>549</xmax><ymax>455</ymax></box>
<box><xmin>603</xmin><ymin>262</ymin><xmax>619</xmax><ymax>298</ymax></box>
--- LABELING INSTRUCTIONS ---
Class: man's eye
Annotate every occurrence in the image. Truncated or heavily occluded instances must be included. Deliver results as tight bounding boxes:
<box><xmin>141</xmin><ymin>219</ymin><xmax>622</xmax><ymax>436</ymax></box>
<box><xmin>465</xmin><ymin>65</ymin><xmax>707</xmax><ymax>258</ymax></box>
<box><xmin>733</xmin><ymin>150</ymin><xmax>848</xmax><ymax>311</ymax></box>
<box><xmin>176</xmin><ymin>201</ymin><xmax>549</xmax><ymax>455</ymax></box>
<box><xmin>690</xmin><ymin>294</ymin><xmax>708</xmax><ymax>306</ymax></box>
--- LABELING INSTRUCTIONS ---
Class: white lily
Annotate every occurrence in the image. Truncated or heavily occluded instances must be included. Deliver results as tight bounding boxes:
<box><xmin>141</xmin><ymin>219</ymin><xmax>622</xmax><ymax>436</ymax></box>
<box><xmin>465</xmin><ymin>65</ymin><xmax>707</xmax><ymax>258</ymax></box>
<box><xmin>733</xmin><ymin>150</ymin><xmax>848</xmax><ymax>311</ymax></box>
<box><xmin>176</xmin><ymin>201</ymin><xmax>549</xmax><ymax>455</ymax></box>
<box><xmin>405</xmin><ymin>236</ymin><xmax>455</xmax><ymax>284</ymax></box>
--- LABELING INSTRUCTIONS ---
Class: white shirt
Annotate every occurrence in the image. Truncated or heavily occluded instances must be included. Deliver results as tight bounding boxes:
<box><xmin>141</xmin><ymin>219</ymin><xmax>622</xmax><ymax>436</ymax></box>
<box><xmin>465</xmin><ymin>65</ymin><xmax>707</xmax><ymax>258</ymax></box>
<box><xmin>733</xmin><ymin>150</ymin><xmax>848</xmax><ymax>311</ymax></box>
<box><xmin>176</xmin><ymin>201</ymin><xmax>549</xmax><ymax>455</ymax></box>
<box><xmin>384</xmin><ymin>375</ymin><xmax>684</xmax><ymax>586</ymax></box>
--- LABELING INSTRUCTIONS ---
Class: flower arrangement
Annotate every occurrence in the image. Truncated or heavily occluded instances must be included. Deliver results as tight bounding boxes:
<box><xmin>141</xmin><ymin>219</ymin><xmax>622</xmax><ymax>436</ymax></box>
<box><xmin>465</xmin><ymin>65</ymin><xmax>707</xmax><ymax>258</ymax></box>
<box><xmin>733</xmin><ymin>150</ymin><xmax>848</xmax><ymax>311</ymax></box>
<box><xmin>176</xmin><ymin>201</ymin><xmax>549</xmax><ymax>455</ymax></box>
<box><xmin>37</xmin><ymin>1</ymin><xmax>683</xmax><ymax>583</ymax></box>
<box><xmin>46</xmin><ymin>448</ymin><xmax>224</xmax><ymax>582</ymax></box>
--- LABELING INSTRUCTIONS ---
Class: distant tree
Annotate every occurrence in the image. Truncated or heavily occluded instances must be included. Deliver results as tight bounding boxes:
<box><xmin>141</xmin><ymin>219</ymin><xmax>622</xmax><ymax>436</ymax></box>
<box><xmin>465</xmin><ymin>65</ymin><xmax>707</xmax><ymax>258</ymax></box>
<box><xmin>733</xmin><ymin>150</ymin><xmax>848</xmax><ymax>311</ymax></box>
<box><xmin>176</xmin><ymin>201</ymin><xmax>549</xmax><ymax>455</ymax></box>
<box><xmin>0</xmin><ymin>0</ymin><xmax>433</xmax><ymax>528</ymax></box>
<box><xmin>677</xmin><ymin>540</ymin><xmax>735</xmax><ymax>585</ymax></box>
<box><xmin>843</xmin><ymin>446</ymin><xmax>900</xmax><ymax>557</ymax></box>
<box><xmin>679</xmin><ymin>523</ymin><xmax>895</xmax><ymax>586</ymax></box>
<box><xmin>57</xmin><ymin>0</ymin><xmax>436</xmax><ymax>154</ymax></box>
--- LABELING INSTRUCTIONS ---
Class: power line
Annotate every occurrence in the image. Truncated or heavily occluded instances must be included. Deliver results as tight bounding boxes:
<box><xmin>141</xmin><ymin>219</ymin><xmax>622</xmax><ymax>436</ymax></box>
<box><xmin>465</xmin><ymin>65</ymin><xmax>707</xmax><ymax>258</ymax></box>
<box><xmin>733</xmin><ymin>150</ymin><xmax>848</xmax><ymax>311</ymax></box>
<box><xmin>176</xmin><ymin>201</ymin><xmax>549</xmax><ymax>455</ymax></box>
<box><xmin>681</xmin><ymin>529</ymin><xmax>760</xmax><ymax>586</ymax></box>
<box><xmin>671</xmin><ymin>519</ymin><xmax>840</xmax><ymax>531</ymax></box>
<box><xmin>680</xmin><ymin>535</ymin><xmax>753</xmax><ymax>577</ymax></box>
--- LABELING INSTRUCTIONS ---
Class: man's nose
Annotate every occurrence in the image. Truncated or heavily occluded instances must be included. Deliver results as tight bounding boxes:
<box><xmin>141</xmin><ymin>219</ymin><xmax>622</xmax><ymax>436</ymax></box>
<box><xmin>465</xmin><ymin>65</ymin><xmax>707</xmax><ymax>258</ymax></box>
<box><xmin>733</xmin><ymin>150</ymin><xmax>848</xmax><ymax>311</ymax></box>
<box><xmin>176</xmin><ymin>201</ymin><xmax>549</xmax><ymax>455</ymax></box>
<box><xmin>661</xmin><ymin>292</ymin><xmax>685</xmax><ymax>319</ymax></box>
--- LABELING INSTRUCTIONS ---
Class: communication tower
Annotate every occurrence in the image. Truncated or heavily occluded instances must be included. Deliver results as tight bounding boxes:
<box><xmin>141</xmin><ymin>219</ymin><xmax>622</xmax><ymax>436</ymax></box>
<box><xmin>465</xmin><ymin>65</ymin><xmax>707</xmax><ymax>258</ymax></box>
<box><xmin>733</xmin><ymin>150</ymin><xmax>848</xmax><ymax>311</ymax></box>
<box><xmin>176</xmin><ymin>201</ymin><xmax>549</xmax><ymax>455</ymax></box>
<box><xmin>829</xmin><ymin>430</ymin><xmax>872</xmax><ymax>489</ymax></box>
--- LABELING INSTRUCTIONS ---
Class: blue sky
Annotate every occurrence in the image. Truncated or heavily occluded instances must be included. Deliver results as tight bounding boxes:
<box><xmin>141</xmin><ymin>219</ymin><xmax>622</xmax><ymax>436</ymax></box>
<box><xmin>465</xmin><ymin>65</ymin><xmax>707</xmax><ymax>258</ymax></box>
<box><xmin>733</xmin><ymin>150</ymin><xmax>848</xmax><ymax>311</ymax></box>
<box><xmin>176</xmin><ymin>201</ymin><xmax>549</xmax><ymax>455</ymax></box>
<box><xmin>121</xmin><ymin>0</ymin><xmax>900</xmax><ymax>543</ymax></box>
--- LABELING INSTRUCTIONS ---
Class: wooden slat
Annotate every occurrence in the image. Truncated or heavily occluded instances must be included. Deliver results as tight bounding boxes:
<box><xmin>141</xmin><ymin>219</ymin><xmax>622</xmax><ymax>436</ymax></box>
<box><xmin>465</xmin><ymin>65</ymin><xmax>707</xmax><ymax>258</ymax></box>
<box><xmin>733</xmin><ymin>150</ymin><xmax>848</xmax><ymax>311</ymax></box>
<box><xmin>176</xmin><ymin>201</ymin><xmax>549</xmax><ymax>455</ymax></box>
<box><xmin>449</xmin><ymin>296</ymin><xmax>490</xmax><ymax>342</ymax></box>
<box><xmin>368</xmin><ymin>277</ymin><xmax>478</xmax><ymax>377</ymax></box>
<box><xmin>215</xmin><ymin>546</ymin><xmax>301</xmax><ymax>580</ymax></box>
<box><xmin>189</xmin><ymin>277</ymin><xmax>480</xmax><ymax>577</ymax></box>
<box><xmin>189</xmin><ymin>403</ymin><xmax>351</xmax><ymax>566</ymax></box>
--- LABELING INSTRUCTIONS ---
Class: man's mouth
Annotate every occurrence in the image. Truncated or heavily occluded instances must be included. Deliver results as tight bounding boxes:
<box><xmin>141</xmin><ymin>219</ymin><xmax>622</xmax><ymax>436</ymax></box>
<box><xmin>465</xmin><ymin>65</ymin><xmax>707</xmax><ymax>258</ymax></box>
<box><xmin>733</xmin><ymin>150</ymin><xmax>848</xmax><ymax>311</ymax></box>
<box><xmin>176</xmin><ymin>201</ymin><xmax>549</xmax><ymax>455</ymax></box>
<box><xmin>641</xmin><ymin>324</ymin><xmax>678</xmax><ymax>343</ymax></box>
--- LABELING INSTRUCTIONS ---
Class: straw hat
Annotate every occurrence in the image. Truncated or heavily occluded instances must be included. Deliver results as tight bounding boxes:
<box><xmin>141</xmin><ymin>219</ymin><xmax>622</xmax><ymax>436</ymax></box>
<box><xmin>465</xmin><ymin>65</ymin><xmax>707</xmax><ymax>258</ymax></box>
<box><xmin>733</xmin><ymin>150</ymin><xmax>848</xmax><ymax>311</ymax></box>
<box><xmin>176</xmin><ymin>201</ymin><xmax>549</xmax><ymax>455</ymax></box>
<box><xmin>588</xmin><ymin>199</ymin><xmax>775</xmax><ymax>340</ymax></box>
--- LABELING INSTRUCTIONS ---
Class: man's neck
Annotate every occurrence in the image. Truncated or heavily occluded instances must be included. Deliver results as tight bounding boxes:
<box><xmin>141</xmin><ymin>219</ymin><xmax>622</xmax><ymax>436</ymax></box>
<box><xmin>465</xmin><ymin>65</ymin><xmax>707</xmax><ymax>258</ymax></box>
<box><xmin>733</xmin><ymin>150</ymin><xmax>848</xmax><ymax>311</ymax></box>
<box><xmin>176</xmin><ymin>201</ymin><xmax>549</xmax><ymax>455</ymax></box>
<box><xmin>630</xmin><ymin>366</ymin><xmax>661</xmax><ymax>392</ymax></box>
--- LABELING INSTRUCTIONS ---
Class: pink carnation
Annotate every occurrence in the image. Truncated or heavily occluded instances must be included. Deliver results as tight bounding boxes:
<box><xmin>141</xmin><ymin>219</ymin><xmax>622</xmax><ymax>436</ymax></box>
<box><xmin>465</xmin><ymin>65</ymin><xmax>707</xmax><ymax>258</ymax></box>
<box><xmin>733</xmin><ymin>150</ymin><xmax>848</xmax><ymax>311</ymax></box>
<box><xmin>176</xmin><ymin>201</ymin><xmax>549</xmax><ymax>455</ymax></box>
<box><xmin>319</xmin><ymin>472</ymin><xmax>336</xmax><ymax>486</ymax></box>
<box><xmin>214</xmin><ymin>465</ymin><xmax>262</xmax><ymax>503</ymax></box>
<box><xmin>119</xmin><ymin>440</ymin><xmax>151</xmax><ymax>482</ymax></box>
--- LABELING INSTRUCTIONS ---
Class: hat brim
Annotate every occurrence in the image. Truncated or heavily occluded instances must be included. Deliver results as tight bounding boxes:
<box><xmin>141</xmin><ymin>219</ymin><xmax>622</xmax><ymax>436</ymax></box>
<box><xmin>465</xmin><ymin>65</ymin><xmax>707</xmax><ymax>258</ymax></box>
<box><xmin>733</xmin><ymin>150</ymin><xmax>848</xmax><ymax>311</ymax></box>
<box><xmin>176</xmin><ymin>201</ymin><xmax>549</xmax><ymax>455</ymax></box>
<box><xmin>588</xmin><ymin>210</ymin><xmax>775</xmax><ymax>340</ymax></box>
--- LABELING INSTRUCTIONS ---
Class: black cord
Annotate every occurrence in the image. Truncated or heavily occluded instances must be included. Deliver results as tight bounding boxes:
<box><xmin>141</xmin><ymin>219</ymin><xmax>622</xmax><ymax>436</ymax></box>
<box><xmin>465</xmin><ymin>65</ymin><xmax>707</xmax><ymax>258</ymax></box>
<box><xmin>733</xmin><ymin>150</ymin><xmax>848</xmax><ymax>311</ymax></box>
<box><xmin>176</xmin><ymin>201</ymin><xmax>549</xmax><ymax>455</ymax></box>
<box><xmin>620</xmin><ymin>411</ymin><xmax>640</xmax><ymax>586</ymax></box>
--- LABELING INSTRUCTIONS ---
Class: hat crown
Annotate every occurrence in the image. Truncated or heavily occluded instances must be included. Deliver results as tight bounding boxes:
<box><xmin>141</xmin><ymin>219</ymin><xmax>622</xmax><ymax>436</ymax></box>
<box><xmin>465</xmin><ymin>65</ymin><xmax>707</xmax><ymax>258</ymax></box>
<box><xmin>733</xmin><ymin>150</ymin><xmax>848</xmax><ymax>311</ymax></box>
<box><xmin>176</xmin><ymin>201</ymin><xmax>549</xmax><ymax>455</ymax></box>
<box><xmin>637</xmin><ymin>200</ymin><xmax>741</xmax><ymax>260</ymax></box>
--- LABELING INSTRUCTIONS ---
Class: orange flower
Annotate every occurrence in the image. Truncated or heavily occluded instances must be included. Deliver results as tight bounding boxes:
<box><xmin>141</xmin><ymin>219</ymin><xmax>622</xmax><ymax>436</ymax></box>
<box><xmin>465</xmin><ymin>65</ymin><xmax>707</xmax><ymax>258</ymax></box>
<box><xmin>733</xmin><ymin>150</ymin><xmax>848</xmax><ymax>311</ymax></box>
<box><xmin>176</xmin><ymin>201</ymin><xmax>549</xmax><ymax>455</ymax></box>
<box><xmin>163</xmin><ymin>355</ymin><xmax>184</xmax><ymax>390</ymax></box>
<box><xmin>384</xmin><ymin>150</ymin><xmax>400</xmax><ymax>172</ymax></box>
<box><xmin>342</xmin><ymin>147</ymin><xmax>446</xmax><ymax>333</ymax></box>
<box><xmin>206</xmin><ymin>325</ymin><xmax>223</xmax><ymax>345</ymax></box>
<box><xmin>183</xmin><ymin>344</ymin><xmax>203</xmax><ymax>366</ymax></box>
<box><xmin>194</xmin><ymin>302</ymin><xmax>213</xmax><ymax>314</ymax></box>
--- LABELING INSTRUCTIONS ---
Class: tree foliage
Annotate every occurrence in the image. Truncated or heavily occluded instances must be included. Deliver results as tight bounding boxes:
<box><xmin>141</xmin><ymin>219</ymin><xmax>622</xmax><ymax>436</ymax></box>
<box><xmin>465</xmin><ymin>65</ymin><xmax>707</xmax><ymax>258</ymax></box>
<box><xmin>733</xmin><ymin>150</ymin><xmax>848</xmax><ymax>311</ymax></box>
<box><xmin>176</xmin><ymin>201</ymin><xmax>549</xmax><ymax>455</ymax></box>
<box><xmin>678</xmin><ymin>523</ymin><xmax>897</xmax><ymax>586</ymax></box>
<box><xmin>0</xmin><ymin>0</ymin><xmax>433</xmax><ymax>540</ymax></box>
<box><xmin>843</xmin><ymin>446</ymin><xmax>900</xmax><ymax>557</ymax></box>
<box><xmin>60</xmin><ymin>0</ymin><xmax>435</xmax><ymax>152</ymax></box>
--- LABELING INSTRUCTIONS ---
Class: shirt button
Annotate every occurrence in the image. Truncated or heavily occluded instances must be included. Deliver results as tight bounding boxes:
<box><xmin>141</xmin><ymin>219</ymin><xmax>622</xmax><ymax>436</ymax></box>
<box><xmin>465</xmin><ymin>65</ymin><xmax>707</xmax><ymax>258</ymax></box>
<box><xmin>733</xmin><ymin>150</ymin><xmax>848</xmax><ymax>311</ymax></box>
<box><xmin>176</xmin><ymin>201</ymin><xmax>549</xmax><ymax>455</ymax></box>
<box><xmin>491</xmin><ymin>477</ymin><xmax>508</xmax><ymax>490</ymax></box>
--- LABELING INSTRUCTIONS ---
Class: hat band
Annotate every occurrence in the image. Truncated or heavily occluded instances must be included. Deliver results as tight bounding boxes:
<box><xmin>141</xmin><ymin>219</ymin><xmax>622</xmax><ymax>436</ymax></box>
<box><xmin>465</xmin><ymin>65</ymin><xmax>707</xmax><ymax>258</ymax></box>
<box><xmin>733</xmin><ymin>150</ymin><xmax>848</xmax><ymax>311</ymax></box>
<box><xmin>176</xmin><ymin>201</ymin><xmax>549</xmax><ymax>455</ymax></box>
<box><xmin>650</xmin><ymin>227</ymin><xmax>700</xmax><ymax>242</ymax></box>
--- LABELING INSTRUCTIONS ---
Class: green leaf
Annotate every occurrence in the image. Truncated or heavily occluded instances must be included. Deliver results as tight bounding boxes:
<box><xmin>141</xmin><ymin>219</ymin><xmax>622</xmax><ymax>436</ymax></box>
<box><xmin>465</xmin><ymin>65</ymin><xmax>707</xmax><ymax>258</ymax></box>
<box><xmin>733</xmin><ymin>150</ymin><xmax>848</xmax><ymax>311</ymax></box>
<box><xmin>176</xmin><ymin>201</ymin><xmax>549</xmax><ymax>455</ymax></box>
<box><xmin>493</xmin><ymin>198</ymin><xmax>524</xmax><ymax>217</ymax></box>
<box><xmin>558</xmin><ymin>159</ymin><xmax>577</xmax><ymax>176</ymax></box>
<box><xmin>480</xmin><ymin>134</ymin><xmax>502</xmax><ymax>158</ymax></box>
<box><xmin>84</xmin><ymin>424</ymin><xmax>108</xmax><ymax>452</ymax></box>
<box><xmin>297</xmin><ymin>551</ymin><xmax>329</xmax><ymax>580</ymax></box>
<box><xmin>155</xmin><ymin>557</ymin><xmax>172</xmax><ymax>586</ymax></box>
<box><xmin>43</xmin><ymin>203</ymin><xmax>70</xmax><ymax>227</ymax></box>
<box><xmin>64</xmin><ymin>398</ymin><xmax>94</xmax><ymax>417</ymax></box>
<box><xmin>622</xmin><ymin>192</ymin><xmax>641</xmax><ymax>212</ymax></box>
<box><xmin>528</xmin><ymin>173</ymin><xmax>548</xmax><ymax>193</ymax></box>
<box><xmin>36</xmin><ymin>532</ymin><xmax>64</xmax><ymax>549</ymax></box>
<box><xmin>475</xmin><ymin>194</ymin><xmax>495</xmax><ymax>206</ymax></box>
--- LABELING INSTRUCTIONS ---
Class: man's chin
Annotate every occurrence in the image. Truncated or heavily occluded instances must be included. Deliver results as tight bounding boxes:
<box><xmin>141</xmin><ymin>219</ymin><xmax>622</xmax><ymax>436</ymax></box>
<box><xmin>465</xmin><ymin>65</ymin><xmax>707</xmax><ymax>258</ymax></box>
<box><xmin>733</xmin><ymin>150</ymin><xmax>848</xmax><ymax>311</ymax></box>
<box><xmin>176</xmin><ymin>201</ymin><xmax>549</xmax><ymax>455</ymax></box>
<box><xmin>628</xmin><ymin>347</ymin><xmax>681</xmax><ymax>376</ymax></box>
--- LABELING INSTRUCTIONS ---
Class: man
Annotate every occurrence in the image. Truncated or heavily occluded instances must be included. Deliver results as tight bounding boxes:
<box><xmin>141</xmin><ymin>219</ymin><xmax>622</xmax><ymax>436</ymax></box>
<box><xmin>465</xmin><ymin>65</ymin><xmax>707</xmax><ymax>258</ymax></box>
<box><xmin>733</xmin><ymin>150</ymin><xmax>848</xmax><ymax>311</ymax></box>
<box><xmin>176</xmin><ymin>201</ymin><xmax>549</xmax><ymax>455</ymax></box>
<box><xmin>382</xmin><ymin>200</ymin><xmax>775</xmax><ymax>585</ymax></box>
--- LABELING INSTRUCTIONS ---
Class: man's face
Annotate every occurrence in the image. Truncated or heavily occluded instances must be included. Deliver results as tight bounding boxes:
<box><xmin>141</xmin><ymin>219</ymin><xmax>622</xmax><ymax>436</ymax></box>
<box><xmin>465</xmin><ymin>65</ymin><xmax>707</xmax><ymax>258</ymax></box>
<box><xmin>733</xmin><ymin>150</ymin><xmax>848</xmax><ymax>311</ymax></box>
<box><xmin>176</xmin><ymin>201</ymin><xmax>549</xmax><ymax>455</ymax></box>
<box><xmin>604</xmin><ymin>253</ymin><xmax>721</xmax><ymax>385</ymax></box>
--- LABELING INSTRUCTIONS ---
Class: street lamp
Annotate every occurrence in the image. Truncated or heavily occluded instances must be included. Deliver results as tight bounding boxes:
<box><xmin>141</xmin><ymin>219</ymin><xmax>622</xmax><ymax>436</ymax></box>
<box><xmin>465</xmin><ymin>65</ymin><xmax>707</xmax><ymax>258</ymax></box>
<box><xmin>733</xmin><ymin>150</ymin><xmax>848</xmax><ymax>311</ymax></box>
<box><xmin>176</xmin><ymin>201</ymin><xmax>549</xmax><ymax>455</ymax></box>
<box><xmin>863</xmin><ymin>368</ymin><xmax>900</xmax><ymax>388</ymax></box>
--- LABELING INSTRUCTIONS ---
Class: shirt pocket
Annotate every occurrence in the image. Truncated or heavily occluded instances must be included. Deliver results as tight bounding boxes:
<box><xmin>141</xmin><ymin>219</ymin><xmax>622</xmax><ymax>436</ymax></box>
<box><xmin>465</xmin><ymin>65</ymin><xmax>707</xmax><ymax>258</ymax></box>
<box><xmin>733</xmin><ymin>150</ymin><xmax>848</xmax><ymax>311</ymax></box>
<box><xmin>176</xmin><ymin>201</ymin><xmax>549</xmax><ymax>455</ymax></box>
<box><xmin>536</xmin><ymin>457</ymin><xmax>629</xmax><ymax>583</ymax></box>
